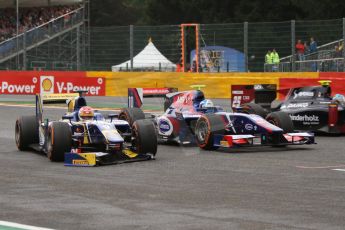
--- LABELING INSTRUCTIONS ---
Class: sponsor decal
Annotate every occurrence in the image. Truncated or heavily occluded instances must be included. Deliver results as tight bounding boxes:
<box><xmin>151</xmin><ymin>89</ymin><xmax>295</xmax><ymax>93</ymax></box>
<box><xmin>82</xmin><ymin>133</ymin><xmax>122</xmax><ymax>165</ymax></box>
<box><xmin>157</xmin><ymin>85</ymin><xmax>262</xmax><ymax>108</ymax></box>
<box><xmin>282</xmin><ymin>103</ymin><xmax>309</xmax><ymax>109</ymax></box>
<box><xmin>40</xmin><ymin>76</ymin><xmax>54</xmax><ymax>94</ymax></box>
<box><xmin>232</xmin><ymin>90</ymin><xmax>243</xmax><ymax>95</ymax></box>
<box><xmin>293</xmin><ymin>91</ymin><xmax>314</xmax><ymax>99</ymax></box>
<box><xmin>0</xmin><ymin>73</ymin><xmax>105</xmax><ymax>95</ymax></box>
<box><xmin>245</xmin><ymin>123</ymin><xmax>253</xmax><ymax>131</ymax></box>
<box><xmin>0</xmin><ymin>77</ymin><xmax>38</xmax><ymax>94</ymax></box>
<box><xmin>40</xmin><ymin>76</ymin><xmax>105</xmax><ymax>96</ymax></box>
<box><xmin>143</xmin><ymin>88</ymin><xmax>171</xmax><ymax>95</ymax></box>
<box><xmin>254</xmin><ymin>84</ymin><xmax>264</xmax><ymax>90</ymax></box>
<box><xmin>158</xmin><ymin>117</ymin><xmax>173</xmax><ymax>136</ymax></box>
<box><xmin>290</xmin><ymin>114</ymin><xmax>320</xmax><ymax>125</ymax></box>
<box><xmin>72</xmin><ymin>159</ymin><xmax>89</xmax><ymax>165</ymax></box>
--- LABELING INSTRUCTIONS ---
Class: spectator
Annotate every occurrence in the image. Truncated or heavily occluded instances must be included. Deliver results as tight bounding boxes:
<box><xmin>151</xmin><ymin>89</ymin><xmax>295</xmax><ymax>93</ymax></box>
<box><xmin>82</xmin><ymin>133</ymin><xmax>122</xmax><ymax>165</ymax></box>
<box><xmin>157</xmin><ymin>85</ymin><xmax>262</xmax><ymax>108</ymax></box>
<box><xmin>295</xmin><ymin>39</ymin><xmax>305</xmax><ymax>61</ymax></box>
<box><xmin>265</xmin><ymin>50</ymin><xmax>272</xmax><ymax>72</ymax></box>
<box><xmin>271</xmin><ymin>49</ymin><xmax>280</xmax><ymax>72</ymax></box>
<box><xmin>0</xmin><ymin>4</ymin><xmax>81</xmax><ymax>43</ymax></box>
<box><xmin>335</xmin><ymin>44</ymin><xmax>342</xmax><ymax>58</ymax></box>
<box><xmin>309</xmin><ymin>37</ymin><xmax>317</xmax><ymax>53</ymax></box>
<box><xmin>304</xmin><ymin>42</ymin><xmax>309</xmax><ymax>55</ymax></box>
<box><xmin>265</xmin><ymin>50</ymin><xmax>272</xmax><ymax>64</ymax></box>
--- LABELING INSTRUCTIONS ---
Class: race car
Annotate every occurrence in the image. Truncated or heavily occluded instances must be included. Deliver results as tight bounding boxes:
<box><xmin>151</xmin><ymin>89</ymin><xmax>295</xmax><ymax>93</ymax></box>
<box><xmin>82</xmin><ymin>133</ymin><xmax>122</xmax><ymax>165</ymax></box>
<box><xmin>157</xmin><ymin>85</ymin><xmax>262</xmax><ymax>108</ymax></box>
<box><xmin>239</xmin><ymin>81</ymin><xmax>345</xmax><ymax>134</ymax></box>
<box><xmin>15</xmin><ymin>92</ymin><xmax>157</xmax><ymax>166</ymax></box>
<box><xmin>153</xmin><ymin>89</ymin><xmax>315</xmax><ymax>149</ymax></box>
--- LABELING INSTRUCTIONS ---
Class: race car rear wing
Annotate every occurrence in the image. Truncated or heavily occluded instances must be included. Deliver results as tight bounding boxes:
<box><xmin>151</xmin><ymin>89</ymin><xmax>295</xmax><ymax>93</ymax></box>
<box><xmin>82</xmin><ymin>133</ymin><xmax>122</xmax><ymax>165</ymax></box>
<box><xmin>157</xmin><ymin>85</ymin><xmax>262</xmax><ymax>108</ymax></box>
<box><xmin>35</xmin><ymin>93</ymin><xmax>79</xmax><ymax>121</ymax></box>
<box><xmin>128</xmin><ymin>88</ymin><xmax>177</xmax><ymax>108</ymax></box>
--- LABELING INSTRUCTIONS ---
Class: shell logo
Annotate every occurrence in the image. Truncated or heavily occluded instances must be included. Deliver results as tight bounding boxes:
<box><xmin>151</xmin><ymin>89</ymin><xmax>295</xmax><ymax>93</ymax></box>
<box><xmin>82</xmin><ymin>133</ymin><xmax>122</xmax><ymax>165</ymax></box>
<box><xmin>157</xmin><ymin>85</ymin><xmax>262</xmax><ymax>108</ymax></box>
<box><xmin>42</xmin><ymin>78</ymin><xmax>53</xmax><ymax>92</ymax></box>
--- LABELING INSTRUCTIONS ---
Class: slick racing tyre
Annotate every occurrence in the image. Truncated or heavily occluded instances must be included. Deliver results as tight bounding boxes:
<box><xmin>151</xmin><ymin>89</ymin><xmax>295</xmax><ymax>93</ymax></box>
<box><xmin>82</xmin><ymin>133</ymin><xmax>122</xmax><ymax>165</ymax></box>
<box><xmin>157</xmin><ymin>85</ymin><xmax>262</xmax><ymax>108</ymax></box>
<box><xmin>132</xmin><ymin>119</ymin><xmax>157</xmax><ymax>156</ymax></box>
<box><xmin>266</xmin><ymin>111</ymin><xmax>294</xmax><ymax>133</ymax></box>
<box><xmin>119</xmin><ymin>108</ymin><xmax>145</xmax><ymax>126</ymax></box>
<box><xmin>15</xmin><ymin>115</ymin><xmax>39</xmax><ymax>150</ymax></box>
<box><xmin>242</xmin><ymin>103</ymin><xmax>268</xmax><ymax>118</ymax></box>
<box><xmin>195</xmin><ymin>114</ymin><xmax>225</xmax><ymax>150</ymax></box>
<box><xmin>47</xmin><ymin>122</ymin><xmax>72</xmax><ymax>162</ymax></box>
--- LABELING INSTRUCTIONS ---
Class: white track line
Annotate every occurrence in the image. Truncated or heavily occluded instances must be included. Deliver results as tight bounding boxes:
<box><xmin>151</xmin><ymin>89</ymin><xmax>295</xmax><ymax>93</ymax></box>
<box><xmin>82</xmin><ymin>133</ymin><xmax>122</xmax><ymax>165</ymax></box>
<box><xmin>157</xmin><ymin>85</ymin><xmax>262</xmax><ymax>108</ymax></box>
<box><xmin>0</xmin><ymin>221</ymin><xmax>54</xmax><ymax>230</ymax></box>
<box><xmin>332</xmin><ymin>169</ymin><xmax>345</xmax><ymax>172</ymax></box>
<box><xmin>296</xmin><ymin>164</ymin><xmax>345</xmax><ymax>169</ymax></box>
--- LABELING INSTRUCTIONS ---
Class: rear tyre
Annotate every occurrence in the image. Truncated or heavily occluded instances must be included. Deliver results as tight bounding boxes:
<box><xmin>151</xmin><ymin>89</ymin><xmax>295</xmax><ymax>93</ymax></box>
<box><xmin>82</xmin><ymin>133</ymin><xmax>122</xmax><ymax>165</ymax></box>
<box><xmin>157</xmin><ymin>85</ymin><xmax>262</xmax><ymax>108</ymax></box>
<box><xmin>47</xmin><ymin>122</ymin><xmax>72</xmax><ymax>162</ymax></box>
<box><xmin>242</xmin><ymin>103</ymin><xmax>268</xmax><ymax>118</ymax></box>
<box><xmin>132</xmin><ymin>119</ymin><xmax>157</xmax><ymax>156</ymax></box>
<box><xmin>266</xmin><ymin>111</ymin><xmax>294</xmax><ymax>133</ymax></box>
<box><xmin>119</xmin><ymin>108</ymin><xmax>145</xmax><ymax>126</ymax></box>
<box><xmin>15</xmin><ymin>115</ymin><xmax>39</xmax><ymax>150</ymax></box>
<box><xmin>195</xmin><ymin>114</ymin><xmax>225</xmax><ymax>150</ymax></box>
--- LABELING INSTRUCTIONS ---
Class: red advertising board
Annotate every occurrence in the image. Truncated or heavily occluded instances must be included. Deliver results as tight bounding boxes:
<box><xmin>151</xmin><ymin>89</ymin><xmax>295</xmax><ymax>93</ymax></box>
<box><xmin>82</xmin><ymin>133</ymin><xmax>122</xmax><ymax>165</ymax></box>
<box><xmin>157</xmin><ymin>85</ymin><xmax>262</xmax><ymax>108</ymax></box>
<box><xmin>0</xmin><ymin>71</ymin><xmax>105</xmax><ymax>96</ymax></box>
<box><xmin>279</xmin><ymin>76</ymin><xmax>345</xmax><ymax>99</ymax></box>
<box><xmin>231</xmin><ymin>85</ymin><xmax>255</xmax><ymax>108</ymax></box>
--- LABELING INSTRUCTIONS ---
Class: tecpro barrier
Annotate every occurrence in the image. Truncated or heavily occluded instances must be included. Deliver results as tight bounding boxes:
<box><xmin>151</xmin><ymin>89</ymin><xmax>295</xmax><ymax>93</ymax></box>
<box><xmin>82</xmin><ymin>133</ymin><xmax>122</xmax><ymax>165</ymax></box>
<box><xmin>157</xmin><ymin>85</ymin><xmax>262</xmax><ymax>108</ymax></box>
<box><xmin>86</xmin><ymin>71</ymin><xmax>320</xmax><ymax>98</ymax></box>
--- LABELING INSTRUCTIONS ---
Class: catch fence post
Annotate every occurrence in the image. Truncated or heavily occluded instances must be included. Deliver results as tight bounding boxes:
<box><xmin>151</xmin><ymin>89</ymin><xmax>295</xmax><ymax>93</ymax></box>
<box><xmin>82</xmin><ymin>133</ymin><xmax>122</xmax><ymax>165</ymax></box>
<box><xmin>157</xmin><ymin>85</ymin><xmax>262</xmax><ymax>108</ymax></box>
<box><xmin>291</xmin><ymin>20</ymin><xmax>296</xmax><ymax>72</ymax></box>
<box><xmin>244</xmin><ymin>22</ymin><xmax>248</xmax><ymax>72</ymax></box>
<box><xmin>343</xmin><ymin>18</ymin><xmax>345</xmax><ymax>72</ymax></box>
<box><xmin>130</xmin><ymin>25</ymin><xmax>134</xmax><ymax>71</ymax></box>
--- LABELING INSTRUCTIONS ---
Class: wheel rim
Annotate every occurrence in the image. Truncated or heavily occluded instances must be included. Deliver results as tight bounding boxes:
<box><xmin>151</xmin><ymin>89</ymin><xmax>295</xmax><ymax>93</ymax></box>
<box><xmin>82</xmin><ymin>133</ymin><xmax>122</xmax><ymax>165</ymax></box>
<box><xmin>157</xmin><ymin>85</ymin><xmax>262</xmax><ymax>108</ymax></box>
<box><xmin>15</xmin><ymin>122</ymin><xmax>21</xmax><ymax>147</ymax></box>
<box><xmin>131</xmin><ymin>125</ymin><xmax>139</xmax><ymax>152</ymax></box>
<box><xmin>196</xmin><ymin>120</ymin><xmax>208</xmax><ymax>143</ymax></box>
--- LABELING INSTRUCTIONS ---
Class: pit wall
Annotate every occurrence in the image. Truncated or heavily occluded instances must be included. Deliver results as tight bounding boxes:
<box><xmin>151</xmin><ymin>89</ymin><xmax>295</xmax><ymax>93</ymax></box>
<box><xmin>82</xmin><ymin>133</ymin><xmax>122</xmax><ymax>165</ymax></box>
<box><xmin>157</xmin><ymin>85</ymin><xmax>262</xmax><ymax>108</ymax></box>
<box><xmin>0</xmin><ymin>71</ymin><xmax>345</xmax><ymax>98</ymax></box>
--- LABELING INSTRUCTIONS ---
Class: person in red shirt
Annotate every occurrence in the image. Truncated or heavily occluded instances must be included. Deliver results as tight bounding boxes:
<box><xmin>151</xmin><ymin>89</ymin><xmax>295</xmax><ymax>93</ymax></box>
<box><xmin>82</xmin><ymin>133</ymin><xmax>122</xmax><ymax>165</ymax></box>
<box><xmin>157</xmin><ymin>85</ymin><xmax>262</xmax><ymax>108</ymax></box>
<box><xmin>296</xmin><ymin>39</ymin><xmax>305</xmax><ymax>61</ymax></box>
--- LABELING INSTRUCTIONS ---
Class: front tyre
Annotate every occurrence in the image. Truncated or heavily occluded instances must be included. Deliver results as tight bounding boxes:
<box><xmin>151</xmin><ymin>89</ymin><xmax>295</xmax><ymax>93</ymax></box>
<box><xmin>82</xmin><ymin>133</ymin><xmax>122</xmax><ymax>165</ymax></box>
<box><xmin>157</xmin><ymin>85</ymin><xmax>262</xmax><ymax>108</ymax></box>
<box><xmin>47</xmin><ymin>122</ymin><xmax>72</xmax><ymax>162</ymax></box>
<box><xmin>132</xmin><ymin>119</ymin><xmax>157</xmax><ymax>156</ymax></box>
<box><xmin>15</xmin><ymin>115</ymin><xmax>39</xmax><ymax>150</ymax></box>
<box><xmin>195</xmin><ymin>114</ymin><xmax>225</xmax><ymax>150</ymax></box>
<box><xmin>266</xmin><ymin>111</ymin><xmax>294</xmax><ymax>133</ymax></box>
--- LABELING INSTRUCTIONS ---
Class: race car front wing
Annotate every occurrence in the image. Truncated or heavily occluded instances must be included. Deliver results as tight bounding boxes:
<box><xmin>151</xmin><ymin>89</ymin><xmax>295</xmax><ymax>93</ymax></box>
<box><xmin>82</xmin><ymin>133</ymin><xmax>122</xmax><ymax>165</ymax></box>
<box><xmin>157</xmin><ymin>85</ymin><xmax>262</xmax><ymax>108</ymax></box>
<box><xmin>213</xmin><ymin>132</ymin><xmax>315</xmax><ymax>148</ymax></box>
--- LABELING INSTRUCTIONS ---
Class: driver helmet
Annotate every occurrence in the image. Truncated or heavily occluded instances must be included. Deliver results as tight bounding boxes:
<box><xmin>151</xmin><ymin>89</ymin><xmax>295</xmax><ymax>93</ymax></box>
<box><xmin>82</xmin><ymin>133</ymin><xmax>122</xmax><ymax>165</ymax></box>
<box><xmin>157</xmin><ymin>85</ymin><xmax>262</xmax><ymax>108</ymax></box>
<box><xmin>332</xmin><ymin>94</ymin><xmax>345</xmax><ymax>105</ymax></box>
<box><xmin>199</xmin><ymin>99</ymin><xmax>214</xmax><ymax>108</ymax></box>
<box><xmin>78</xmin><ymin>106</ymin><xmax>94</xmax><ymax>121</ymax></box>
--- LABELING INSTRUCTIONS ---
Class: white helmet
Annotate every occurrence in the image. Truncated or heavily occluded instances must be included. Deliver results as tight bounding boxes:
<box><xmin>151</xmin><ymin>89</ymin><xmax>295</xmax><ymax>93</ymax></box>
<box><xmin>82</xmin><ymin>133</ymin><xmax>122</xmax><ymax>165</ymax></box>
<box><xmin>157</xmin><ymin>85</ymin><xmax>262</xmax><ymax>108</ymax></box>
<box><xmin>199</xmin><ymin>99</ymin><xmax>214</xmax><ymax>108</ymax></box>
<box><xmin>333</xmin><ymin>94</ymin><xmax>345</xmax><ymax>105</ymax></box>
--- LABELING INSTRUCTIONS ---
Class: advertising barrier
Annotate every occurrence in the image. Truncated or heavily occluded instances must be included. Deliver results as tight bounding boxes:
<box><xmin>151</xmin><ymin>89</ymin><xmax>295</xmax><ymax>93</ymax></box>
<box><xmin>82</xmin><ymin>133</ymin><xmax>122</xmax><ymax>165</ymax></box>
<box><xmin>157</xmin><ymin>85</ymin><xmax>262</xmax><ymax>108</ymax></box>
<box><xmin>1</xmin><ymin>71</ymin><xmax>345</xmax><ymax>99</ymax></box>
<box><xmin>0</xmin><ymin>71</ymin><xmax>105</xmax><ymax>96</ymax></box>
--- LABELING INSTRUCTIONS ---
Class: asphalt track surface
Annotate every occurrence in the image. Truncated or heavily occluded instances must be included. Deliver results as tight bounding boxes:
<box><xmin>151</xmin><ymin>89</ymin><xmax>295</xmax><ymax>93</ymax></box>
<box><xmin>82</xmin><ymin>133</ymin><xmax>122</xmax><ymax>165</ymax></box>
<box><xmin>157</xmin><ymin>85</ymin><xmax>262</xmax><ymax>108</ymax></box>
<box><xmin>1</xmin><ymin>97</ymin><xmax>345</xmax><ymax>230</ymax></box>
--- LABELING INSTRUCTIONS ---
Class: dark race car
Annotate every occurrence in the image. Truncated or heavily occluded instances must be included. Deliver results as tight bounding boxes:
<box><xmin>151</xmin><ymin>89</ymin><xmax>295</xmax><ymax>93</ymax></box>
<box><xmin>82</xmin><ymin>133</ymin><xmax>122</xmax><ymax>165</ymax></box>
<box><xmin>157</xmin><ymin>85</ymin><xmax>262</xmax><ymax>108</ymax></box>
<box><xmin>239</xmin><ymin>81</ymin><xmax>345</xmax><ymax>134</ymax></box>
<box><xmin>152</xmin><ymin>89</ymin><xmax>315</xmax><ymax>150</ymax></box>
<box><xmin>15</xmin><ymin>92</ymin><xmax>157</xmax><ymax>166</ymax></box>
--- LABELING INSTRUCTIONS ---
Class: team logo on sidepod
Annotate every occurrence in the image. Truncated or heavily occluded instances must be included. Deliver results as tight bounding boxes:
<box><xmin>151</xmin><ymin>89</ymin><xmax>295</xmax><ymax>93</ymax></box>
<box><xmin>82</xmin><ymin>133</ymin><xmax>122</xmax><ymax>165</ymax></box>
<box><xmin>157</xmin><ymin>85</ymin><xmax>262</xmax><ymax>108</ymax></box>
<box><xmin>158</xmin><ymin>118</ymin><xmax>173</xmax><ymax>136</ymax></box>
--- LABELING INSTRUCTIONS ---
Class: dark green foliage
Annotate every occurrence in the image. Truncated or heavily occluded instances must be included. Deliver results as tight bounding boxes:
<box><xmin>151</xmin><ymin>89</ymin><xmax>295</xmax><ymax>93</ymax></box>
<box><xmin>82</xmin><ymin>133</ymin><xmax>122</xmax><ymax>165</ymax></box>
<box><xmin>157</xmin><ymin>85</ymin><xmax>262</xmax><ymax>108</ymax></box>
<box><xmin>90</xmin><ymin>0</ymin><xmax>345</xmax><ymax>26</ymax></box>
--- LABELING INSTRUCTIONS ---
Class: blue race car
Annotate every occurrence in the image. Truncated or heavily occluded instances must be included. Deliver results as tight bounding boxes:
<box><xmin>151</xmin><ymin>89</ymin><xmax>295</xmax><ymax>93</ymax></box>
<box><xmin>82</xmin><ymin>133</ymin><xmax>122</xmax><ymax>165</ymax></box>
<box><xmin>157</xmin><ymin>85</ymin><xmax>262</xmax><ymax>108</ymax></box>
<box><xmin>15</xmin><ymin>92</ymin><xmax>157</xmax><ymax>166</ymax></box>
<box><xmin>155</xmin><ymin>89</ymin><xmax>315</xmax><ymax>149</ymax></box>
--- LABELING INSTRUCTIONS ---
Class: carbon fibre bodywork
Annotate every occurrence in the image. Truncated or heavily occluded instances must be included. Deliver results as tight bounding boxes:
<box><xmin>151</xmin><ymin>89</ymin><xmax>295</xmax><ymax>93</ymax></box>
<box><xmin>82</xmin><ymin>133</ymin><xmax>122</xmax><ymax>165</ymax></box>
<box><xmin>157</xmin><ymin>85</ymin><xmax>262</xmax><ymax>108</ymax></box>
<box><xmin>272</xmin><ymin>85</ymin><xmax>345</xmax><ymax>134</ymax></box>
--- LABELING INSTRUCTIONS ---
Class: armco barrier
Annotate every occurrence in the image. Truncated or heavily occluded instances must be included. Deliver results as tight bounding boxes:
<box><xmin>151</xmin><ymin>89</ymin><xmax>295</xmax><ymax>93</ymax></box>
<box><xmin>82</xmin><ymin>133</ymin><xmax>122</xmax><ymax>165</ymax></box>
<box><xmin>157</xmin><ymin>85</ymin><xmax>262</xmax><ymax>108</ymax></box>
<box><xmin>1</xmin><ymin>71</ymin><xmax>344</xmax><ymax>98</ymax></box>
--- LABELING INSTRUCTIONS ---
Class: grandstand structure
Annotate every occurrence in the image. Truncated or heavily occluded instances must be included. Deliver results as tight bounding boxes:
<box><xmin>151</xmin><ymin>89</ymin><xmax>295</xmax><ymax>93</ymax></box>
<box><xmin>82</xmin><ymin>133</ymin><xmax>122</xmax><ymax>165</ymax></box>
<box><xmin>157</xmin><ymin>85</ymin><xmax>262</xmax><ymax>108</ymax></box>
<box><xmin>0</xmin><ymin>2</ymin><xmax>344</xmax><ymax>72</ymax></box>
<box><xmin>0</xmin><ymin>0</ymin><xmax>89</xmax><ymax>71</ymax></box>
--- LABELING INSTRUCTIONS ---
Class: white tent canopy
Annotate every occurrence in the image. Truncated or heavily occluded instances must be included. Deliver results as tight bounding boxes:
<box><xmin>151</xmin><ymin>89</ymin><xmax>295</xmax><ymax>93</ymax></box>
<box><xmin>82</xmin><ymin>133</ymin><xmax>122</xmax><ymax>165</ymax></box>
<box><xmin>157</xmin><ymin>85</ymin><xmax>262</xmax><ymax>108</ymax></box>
<box><xmin>112</xmin><ymin>41</ymin><xmax>176</xmax><ymax>72</ymax></box>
